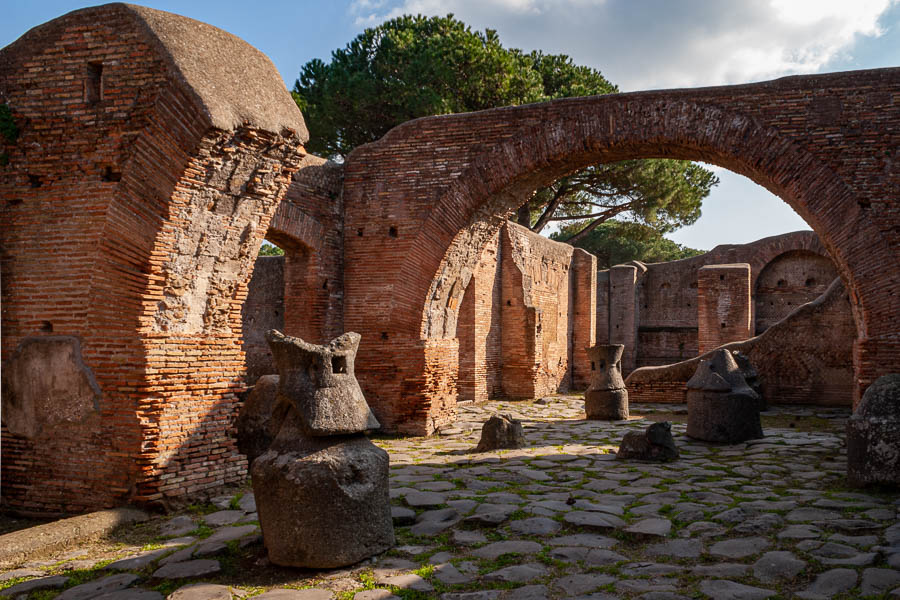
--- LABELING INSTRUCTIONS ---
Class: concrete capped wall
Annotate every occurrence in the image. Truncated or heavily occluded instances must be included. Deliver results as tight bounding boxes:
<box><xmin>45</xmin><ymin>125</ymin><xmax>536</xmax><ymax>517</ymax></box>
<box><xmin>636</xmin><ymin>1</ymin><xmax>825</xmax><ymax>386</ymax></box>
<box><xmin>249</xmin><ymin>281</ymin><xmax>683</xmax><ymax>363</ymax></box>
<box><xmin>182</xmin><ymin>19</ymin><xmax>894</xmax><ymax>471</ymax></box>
<box><xmin>627</xmin><ymin>277</ymin><xmax>855</xmax><ymax>405</ymax></box>
<box><xmin>597</xmin><ymin>231</ymin><xmax>837</xmax><ymax>373</ymax></box>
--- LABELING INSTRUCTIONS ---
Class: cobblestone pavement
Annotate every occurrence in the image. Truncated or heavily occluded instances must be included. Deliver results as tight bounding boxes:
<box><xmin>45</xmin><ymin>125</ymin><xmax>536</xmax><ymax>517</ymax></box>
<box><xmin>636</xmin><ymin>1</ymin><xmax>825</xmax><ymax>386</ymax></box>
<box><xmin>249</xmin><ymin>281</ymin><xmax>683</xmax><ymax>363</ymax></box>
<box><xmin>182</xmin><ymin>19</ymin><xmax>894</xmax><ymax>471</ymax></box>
<box><xmin>2</xmin><ymin>397</ymin><xmax>899</xmax><ymax>600</ymax></box>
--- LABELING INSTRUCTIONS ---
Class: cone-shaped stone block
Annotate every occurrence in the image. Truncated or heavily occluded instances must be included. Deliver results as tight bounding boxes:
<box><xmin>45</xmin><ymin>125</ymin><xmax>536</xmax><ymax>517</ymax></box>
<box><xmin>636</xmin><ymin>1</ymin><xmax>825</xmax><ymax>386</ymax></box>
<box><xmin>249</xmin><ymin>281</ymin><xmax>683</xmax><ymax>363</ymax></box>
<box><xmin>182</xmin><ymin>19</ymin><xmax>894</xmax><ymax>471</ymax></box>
<box><xmin>686</xmin><ymin>349</ymin><xmax>762</xmax><ymax>443</ymax></box>
<box><xmin>585</xmin><ymin>344</ymin><xmax>629</xmax><ymax>420</ymax></box>
<box><xmin>847</xmin><ymin>374</ymin><xmax>900</xmax><ymax>487</ymax></box>
<box><xmin>266</xmin><ymin>330</ymin><xmax>379</xmax><ymax>436</ymax></box>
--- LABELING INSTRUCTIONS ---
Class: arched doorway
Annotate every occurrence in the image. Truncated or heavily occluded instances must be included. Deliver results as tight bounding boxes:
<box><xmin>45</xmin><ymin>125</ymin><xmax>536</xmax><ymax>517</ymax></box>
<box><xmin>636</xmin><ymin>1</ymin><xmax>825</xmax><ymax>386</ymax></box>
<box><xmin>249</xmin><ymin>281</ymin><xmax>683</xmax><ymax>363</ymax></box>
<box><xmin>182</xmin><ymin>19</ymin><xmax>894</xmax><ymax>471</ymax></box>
<box><xmin>342</xmin><ymin>71</ymin><xmax>900</xmax><ymax>435</ymax></box>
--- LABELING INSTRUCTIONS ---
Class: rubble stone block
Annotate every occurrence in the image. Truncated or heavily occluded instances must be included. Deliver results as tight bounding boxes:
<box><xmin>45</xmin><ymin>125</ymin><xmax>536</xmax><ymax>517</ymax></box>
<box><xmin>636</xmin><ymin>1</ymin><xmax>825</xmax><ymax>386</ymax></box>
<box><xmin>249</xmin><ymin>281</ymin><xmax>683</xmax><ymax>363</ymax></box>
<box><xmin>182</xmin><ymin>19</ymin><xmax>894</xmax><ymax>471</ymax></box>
<box><xmin>475</xmin><ymin>414</ymin><xmax>525</xmax><ymax>452</ymax></box>
<box><xmin>235</xmin><ymin>375</ymin><xmax>285</xmax><ymax>464</ymax></box>
<box><xmin>617</xmin><ymin>421</ymin><xmax>679</xmax><ymax>462</ymax></box>
<box><xmin>847</xmin><ymin>374</ymin><xmax>900</xmax><ymax>487</ymax></box>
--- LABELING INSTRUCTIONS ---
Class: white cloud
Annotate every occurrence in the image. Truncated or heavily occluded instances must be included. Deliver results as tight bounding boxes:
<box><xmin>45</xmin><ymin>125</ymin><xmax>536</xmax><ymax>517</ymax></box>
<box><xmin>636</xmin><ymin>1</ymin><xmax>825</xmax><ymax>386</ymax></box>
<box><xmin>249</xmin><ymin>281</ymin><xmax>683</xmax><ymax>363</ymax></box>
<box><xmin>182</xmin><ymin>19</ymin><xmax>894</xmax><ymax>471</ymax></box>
<box><xmin>348</xmin><ymin>0</ymin><xmax>896</xmax><ymax>90</ymax></box>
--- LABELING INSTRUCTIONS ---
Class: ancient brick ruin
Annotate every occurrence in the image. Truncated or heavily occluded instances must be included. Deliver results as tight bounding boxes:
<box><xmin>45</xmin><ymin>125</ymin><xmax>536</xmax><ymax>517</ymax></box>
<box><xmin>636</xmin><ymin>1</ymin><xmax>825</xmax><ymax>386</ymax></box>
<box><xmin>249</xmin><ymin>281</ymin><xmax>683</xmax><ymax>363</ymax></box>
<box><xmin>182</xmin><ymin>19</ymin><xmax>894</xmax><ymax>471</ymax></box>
<box><xmin>2</xmin><ymin>5</ymin><xmax>899</xmax><ymax>512</ymax></box>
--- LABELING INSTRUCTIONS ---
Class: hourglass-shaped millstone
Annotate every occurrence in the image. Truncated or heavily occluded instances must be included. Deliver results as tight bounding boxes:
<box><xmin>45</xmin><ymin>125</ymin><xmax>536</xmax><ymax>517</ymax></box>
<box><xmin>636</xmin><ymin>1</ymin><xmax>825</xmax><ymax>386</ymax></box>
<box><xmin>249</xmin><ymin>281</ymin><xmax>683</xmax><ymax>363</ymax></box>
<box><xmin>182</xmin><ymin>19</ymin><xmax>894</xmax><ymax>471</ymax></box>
<box><xmin>265</xmin><ymin>329</ymin><xmax>380</xmax><ymax>437</ymax></box>
<box><xmin>251</xmin><ymin>330</ymin><xmax>394</xmax><ymax>568</ymax></box>
<box><xmin>686</xmin><ymin>348</ymin><xmax>763</xmax><ymax>443</ymax></box>
<box><xmin>584</xmin><ymin>344</ymin><xmax>629</xmax><ymax>420</ymax></box>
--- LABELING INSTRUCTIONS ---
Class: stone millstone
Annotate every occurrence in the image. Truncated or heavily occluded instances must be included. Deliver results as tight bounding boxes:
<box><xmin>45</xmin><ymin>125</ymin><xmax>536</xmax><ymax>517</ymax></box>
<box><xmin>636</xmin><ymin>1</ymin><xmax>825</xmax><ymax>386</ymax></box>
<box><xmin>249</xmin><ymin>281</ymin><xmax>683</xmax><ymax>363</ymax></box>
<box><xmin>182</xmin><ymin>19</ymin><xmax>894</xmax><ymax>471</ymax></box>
<box><xmin>686</xmin><ymin>349</ymin><xmax>763</xmax><ymax>443</ymax></box>
<box><xmin>584</xmin><ymin>344</ymin><xmax>629</xmax><ymax>420</ymax></box>
<box><xmin>251</xmin><ymin>433</ymin><xmax>395</xmax><ymax>568</ymax></box>
<box><xmin>475</xmin><ymin>413</ymin><xmax>525</xmax><ymax>452</ymax></box>
<box><xmin>847</xmin><ymin>374</ymin><xmax>900</xmax><ymax>487</ymax></box>
<box><xmin>732</xmin><ymin>351</ymin><xmax>764</xmax><ymax>410</ymax></box>
<box><xmin>617</xmin><ymin>421</ymin><xmax>679</xmax><ymax>462</ymax></box>
<box><xmin>266</xmin><ymin>330</ymin><xmax>379</xmax><ymax>436</ymax></box>
<box><xmin>235</xmin><ymin>374</ymin><xmax>287</xmax><ymax>464</ymax></box>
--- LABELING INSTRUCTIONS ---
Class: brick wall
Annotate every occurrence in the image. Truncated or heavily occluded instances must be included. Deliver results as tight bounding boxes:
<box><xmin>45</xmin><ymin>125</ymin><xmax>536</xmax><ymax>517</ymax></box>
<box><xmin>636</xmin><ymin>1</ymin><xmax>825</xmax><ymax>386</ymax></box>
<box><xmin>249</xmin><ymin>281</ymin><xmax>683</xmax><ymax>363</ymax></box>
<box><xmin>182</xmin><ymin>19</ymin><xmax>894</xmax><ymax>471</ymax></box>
<box><xmin>627</xmin><ymin>277</ymin><xmax>855</xmax><ymax>405</ymax></box>
<box><xmin>342</xmin><ymin>69</ymin><xmax>900</xmax><ymax>425</ymax></box>
<box><xmin>696</xmin><ymin>264</ymin><xmax>752</xmax><ymax>354</ymax></box>
<box><xmin>597</xmin><ymin>231</ymin><xmax>834</xmax><ymax>371</ymax></box>
<box><xmin>754</xmin><ymin>250</ymin><xmax>837</xmax><ymax>333</ymax></box>
<box><xmin>241</xmin><ymin>256</ymin><xmax>284</xmax><ymax>384</ymax></box>
<box><xmin>0</xmin><ymin>5</ymin><xmax>305</xmax><ymax>512</ymax></box>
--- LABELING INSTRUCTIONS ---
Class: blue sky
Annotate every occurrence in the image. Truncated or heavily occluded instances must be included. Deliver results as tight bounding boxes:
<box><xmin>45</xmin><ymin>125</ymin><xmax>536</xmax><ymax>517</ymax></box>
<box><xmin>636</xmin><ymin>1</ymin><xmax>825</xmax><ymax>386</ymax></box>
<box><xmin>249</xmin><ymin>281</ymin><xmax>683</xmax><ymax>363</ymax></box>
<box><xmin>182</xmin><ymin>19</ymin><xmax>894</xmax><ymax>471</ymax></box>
<box><xmin>4</xmin><ymin>0</ymin><xmax>899</xmax><ymax>250</ymax></box>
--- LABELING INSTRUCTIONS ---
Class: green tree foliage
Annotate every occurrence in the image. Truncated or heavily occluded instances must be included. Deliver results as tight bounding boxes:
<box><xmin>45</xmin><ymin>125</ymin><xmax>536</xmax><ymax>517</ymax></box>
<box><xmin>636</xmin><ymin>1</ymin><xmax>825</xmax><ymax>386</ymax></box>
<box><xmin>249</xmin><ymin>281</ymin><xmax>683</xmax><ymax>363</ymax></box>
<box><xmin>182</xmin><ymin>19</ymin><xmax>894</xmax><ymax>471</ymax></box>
<box><xmin>294</xmin><ymin>14</ymin><xmax>717</xmax><ymax>241</ymax></box>
<box><xmin>258</xmin><ymin>242</ymin><xmax>284</xmax><ymax>256</ymax></box>
<box><xmin>551</xmin><ymin>220</ymin><xmax>705</xmax><ymax>269</ymax></box>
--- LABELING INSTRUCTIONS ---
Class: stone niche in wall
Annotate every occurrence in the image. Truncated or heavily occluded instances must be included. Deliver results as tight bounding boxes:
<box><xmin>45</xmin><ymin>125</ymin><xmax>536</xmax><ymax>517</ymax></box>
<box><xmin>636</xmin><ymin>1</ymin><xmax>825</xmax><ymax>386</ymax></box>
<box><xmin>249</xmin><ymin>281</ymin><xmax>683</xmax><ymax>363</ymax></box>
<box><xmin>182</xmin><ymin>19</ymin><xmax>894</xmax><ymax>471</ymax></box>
<box><xmin>754</xmin><ymin>250</ymin><xmax>837</xmax><ymax>334</ymax></box>
<box><xmin>597</xmin><ymin>231</ymin><xmax>838</xmax><ymax>375</ymax></box>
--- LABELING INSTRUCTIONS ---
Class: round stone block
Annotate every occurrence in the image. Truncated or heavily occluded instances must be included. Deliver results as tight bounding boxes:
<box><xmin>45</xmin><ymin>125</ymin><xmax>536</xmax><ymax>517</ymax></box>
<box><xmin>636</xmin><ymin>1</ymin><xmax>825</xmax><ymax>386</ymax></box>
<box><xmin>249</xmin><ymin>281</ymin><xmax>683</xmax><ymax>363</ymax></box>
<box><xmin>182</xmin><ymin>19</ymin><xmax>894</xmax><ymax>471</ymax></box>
<box><xmin>585</xmin><ymin>388</ymin><xmax>628</xmax><ymax>420</ymax></box>
<box><xmin>686</xmin><ymin>390</ymin><xmax>763</xmax><ymax>443</ymax></box>
<box><xmin>252</xmin><ymin>435</ymin><xmax>395</xmax><ymax>568</ymax></box>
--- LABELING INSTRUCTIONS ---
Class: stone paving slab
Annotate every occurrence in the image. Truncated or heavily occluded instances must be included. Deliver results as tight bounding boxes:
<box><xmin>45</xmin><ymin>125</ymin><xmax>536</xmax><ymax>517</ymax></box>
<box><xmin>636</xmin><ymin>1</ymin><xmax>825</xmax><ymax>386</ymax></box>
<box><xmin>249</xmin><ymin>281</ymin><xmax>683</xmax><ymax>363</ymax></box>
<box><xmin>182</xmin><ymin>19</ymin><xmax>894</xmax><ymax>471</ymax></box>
<box><xmin>1</xmin><ymin>399</ymin><xmax>897</xmax><ymax>600</ymax></box>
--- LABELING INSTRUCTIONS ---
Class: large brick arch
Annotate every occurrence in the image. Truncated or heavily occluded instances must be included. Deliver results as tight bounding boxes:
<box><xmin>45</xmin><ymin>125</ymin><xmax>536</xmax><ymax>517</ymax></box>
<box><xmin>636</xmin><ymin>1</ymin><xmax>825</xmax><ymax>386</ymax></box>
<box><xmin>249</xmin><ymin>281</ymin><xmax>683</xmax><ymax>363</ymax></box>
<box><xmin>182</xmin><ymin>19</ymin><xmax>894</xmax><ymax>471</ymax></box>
<box><xmin>263</xmin><ymin>156</ymin><xmax>345</xmax><ymax>345</ymax></box>
<box><xmin>0</xmin><ymin>5</ymin><xmax>306</xmax><ymax>511</ymax></box>
<box><xmin>343</xmin><ymin>70</ymin><xmax>900</xmax><ymax>434</ymax></box>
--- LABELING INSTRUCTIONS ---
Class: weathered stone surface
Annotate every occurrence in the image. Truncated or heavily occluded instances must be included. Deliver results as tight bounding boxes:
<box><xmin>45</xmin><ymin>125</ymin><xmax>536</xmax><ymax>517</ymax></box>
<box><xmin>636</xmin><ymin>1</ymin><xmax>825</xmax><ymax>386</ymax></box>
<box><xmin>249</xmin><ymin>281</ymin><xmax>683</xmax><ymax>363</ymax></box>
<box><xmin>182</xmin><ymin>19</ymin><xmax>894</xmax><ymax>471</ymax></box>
<box><xmin>353</xmin><ymin>592</ymin><xmax>399</xmax><ymax>600</ymax></box>
<box><xmin>235</xmin><ymin>375</ymin><xmax>284</xmax><ymax>464</ymax></box>
<box><xmin>795</xmin><ymin>568</ymin><xmax>858</xmax><ymax>599</ymax></box>
<box><xmin>152</xmin><ymin>560</ymin><xmax>221</xmax><ymax>579</ymax></box>
<box><xmin>751</xmin><ymin>551</ymin><xmax>805</xmax><ymax>583</ymax></box>
<box><xmin>709</xmin><ymin>537</ymin><xmax>771</xmax><ymax>559</ymax></box>
<box><xmin>0</xmin><ymin>508</ymin><xmax>148</xmax><ymax>570</ymax></box>
<box><xmin>471</xmin><ymin>541</ymin><xmax>542</xmax><ymax>560</ymax></box>
<box><xmin>375</xmin><ymin>573</ymin><xmax>433</xmax><ymax>592</ymax></box>
<box><xmin>617</xmin><ymin>422</ymin><xmax>679</xmax><ymax>462</ymax></box>
<box><xmin>847</xmin><ymin>374</ymin><xmax>900</xmax><ymax>487</ymax></box>
<box><xmin>585</xmin><ymin>345</ymin><xmax>629</xmax><ymax>420</ymax></box>
<box><xmin>732</xmin><ymin>351</ymin><xmax>764</xmax><ymax>409</ymax></box>
<box><xmin>0</xmin><ymin>575</ymin><xmax>69</xmax><ymax>596</ymax></box>
<box><xmin>204</xmin><ymin>510</ymin><xmax>244</xmax><ymax>527</ymax></box>
<box><xmin>686</xmin><ymin>349</ymin><xmax>763</xmax><ymax>443</ymax></box>
<box><xmin>255</xmin><ymin>590</ymin><xmax>335</xmax><ymax>600</ymax></box>
<box><xmin>252</xmin><ymin>433</ymin><xmax>394</xmax><ymax>568</ymax></box>
<box><xmin>625</xmin><ymin>518</ymin><xmax>672</xmax><ymax>538</ymax></box>
<box><xmin>160</xmin><ymin>516</ymin><xmax>196</xmax><ymax>538</ymax></box>
<box><xmin>106</xmin><ymin>548</ymin><xmax>170</xmax><ymax>571</ymax></box>
<box><xmin>563</xmin><ymin>510</ymin><xmax>626</xmax><ymax>530</ymax></box>
<box><xmin>699</xmin><ymin>580</ymin><xmax>774</xmax><ymax>600</ymax></box>
<box><xmin>56</xmin><ymin>574</ymin><xmax>139</xmax><ymax>600</ymax></box>
<box><xmin>509</xmin><ymin>517</ymin><xmax>562</xmax><ymax>536</ymax></box>
<box><xmin>94</xmin><ymin>589</ymin><xmax>163</xmax><ymax>600</ymax></box>
<box><xmin>1</xmin><ymin>336</ymin><xmax>101</xmax><ymax>439</ymax></box>
<box><xmin>482</xmin><ymin>563</ymin><xmax>547</xmax><ymax>583</ymax></box>
<box><xmin>552</xmin><ymin>573</ymin><xmax>617</xmax><ymax>596</ymax></box>
<box><xmin>167</xmin><ymin>584</ymin><xmax>233</xmax><ymax>600</ymax></box>
<box><xmin>391</xmin><ymin>506</ymin><xmax>415</xmax><ymax>525</ymax></box>
<box><xmin>266</xmin><ymin>331</ymin><xmax>379</xmax><ymax>436</ymax></box>
<box><xmin>475</xmin><ymin>414</ymin><xmax>525</xmax><ymax>452</ymax></box>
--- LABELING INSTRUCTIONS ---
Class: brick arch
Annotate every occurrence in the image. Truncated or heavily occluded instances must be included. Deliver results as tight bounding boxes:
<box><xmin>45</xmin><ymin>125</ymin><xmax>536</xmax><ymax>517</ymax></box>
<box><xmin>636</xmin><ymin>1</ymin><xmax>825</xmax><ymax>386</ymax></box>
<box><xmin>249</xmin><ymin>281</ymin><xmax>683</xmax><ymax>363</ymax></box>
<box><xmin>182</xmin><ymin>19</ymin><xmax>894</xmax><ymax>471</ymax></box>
<box><xmin>414</xmin><ymin>101</ymin><xmax>864</xmax><ymax>342</ymax></box>
<box><xmin>343</xmin><ymin>70</ymin><xmax>900</xmax><ymax>434</ymax></box>
<box><xmin>267</xmin><ymin>199</ymin><xmax>325</xmax><ymax>254</ymax></box>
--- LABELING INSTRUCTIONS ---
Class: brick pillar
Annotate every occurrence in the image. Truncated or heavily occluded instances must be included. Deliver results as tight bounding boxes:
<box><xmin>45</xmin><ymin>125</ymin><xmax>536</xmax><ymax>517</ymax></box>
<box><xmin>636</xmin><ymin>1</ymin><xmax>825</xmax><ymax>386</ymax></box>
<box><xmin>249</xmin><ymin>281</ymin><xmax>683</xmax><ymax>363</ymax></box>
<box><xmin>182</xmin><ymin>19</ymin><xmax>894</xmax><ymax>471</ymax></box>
<box><xmin>571</xmin><ymin>249</ymin><xmax>597</xmax><ymax>389</ymax></box>
<box><xmin>596</xmin><ymin>270</ymin><xmax>610</xmax><ymax>345</ymax></box>
<box><xmin>697</xmin><ymin>263</ymin><xmax>752</xmax><ymax>354</ymax></box>
<box><xmin>609</xmin><ymin>265</ymin><xmax>639</xmax><ymax>373</ymax></box>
